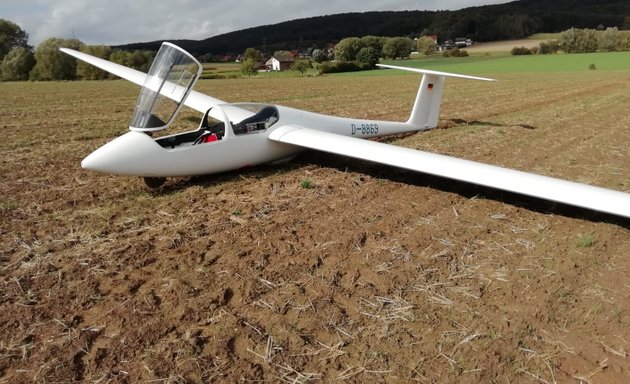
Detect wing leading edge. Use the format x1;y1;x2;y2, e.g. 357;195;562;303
376;63;496;82
269;125;630;219
60;48;224;113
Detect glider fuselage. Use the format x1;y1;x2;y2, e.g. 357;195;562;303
81;104;421;177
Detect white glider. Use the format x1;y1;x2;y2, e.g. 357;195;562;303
61;42;630;218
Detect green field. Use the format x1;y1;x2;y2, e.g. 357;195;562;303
202;50;630;80
339;51;630;76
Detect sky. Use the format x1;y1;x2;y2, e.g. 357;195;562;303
2;0;510;46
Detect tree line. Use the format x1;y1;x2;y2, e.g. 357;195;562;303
558;27;630;53
0;17;428;81
239;36;426;76
511;27;630;55
4;15;630;82
0;19;154;82
322;36;417;73
120;0;629;56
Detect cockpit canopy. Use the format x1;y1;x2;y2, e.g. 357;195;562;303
129;42;202;131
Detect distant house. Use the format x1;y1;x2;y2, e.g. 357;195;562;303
454;37;474;48
454;38;468;48
256;60;268;71
265;56;295;71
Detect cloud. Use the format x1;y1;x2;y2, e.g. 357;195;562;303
2;0;509;46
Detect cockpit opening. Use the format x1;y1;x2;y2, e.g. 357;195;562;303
155;108;225;148
154;104;280;149
232;105;279;135
195;108;226;143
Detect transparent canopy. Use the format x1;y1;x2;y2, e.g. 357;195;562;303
129;42;202;131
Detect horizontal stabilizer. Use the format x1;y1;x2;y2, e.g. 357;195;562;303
269;125;630;218
376;64;496;82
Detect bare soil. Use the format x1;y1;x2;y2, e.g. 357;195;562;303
1;70;629;383
466;39;545;54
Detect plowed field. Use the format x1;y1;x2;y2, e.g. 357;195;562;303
1;69;629;383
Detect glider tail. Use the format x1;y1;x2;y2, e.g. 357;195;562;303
409;73;445;129
376;64;495;130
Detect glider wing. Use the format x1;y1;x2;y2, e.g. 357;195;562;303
60;48;224;113
269;125;630;218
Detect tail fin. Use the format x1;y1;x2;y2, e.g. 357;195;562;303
376;64;495;129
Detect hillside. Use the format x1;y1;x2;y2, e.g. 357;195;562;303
118;0;629;56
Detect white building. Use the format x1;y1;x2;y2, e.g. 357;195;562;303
265;56;294;71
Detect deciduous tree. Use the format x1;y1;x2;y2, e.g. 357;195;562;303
243;48;262;62
582;29;599;53
382;37;414;59
31;38;83;80
109;50;153;73
356;47;379;69
0;19;30;60
333;37;361;62
311;48;326;63
0;47;34;81
359;36;385;56
241;58;257;76
292;58;312;74
273;50;292;58
538;40;560;54
416;37;437;56
559;28;582;53
599;27;621;52
129;50;153;72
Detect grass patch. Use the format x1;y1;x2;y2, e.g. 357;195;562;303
300;179;313;189
0;200;18;210
577;233;595;248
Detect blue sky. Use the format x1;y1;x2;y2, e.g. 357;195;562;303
1;0;510;46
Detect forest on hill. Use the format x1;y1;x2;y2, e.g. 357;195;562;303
118;0;630;56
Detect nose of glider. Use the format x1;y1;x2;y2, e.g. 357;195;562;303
81;131;157;175
81;151;103;171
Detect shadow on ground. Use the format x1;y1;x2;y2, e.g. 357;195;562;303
155;146;628;229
